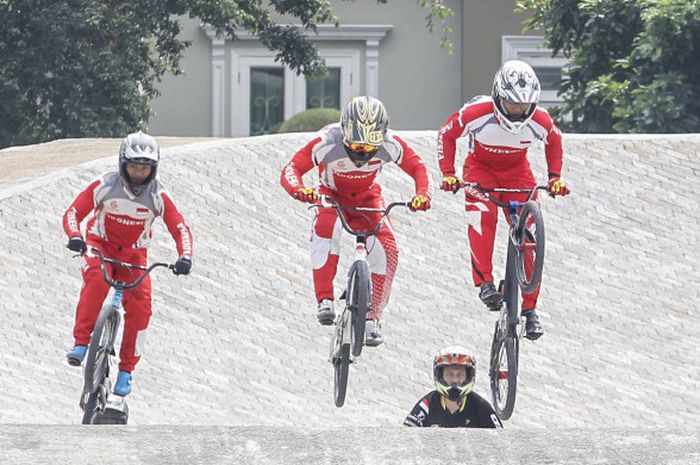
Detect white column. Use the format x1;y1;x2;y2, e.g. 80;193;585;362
211;37;226;136
365;39;380;97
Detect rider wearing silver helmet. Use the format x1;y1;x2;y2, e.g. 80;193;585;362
118;131;160;196
63;130;193;399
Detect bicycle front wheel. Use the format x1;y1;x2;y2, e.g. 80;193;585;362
333;343;351;407
513;201;545;294
81;304;120;424
80;391;100;425
489;322;519;420
347;261;371;357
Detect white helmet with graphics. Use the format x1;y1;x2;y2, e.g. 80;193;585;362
492;60;541;133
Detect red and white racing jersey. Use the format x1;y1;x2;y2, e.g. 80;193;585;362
281;123;433;198
63;172;193;256
437;95;563;178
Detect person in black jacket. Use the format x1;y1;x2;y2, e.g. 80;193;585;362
404;346;502;428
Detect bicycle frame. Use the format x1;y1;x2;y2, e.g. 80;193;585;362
313;195;408;355
308;194;408;407
461;182;547;420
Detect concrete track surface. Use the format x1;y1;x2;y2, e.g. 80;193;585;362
1;132;699;463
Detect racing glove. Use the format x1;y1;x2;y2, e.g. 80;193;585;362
440;175;461;193
294;187;319;203
173;257;192;276
410;194;431;212
547;177;570;197
67;236;87;254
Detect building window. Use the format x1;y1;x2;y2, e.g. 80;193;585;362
501;36;569;107
205;24;391;136
250;67;285;135
230;48;360;136
306;68;341;109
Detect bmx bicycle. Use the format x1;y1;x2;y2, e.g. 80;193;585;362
309;195;408;407
462;182;547;420
78;247;175;424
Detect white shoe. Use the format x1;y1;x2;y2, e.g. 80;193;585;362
317;299;335;325
365;319;383;347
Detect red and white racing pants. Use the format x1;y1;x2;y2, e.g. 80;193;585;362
463;158;541;310
310;185;399;320
72;238;152;373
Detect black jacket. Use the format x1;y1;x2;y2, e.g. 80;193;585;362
403;390;503;428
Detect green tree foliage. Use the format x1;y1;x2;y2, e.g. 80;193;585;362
0;0;452;149
277;108;341;133
0;0;337;148
518;0;700;133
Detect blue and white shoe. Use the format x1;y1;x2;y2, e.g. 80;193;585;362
66;345;88;367
113;371;132;397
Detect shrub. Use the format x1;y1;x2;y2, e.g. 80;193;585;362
278;108;341;133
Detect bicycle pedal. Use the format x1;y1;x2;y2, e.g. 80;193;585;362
488;302;503;312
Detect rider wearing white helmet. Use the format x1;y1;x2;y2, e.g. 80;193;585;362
404;346;502;428
436;60;571;341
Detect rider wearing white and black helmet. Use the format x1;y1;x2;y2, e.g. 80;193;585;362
404;346;502;428
436;60;571;341
492;60;541;133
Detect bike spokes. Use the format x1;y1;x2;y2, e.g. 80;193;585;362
490;334;518;420
514;202;545;294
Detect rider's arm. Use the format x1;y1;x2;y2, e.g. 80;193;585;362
437;98;493;178
280;136;321;196
394;136;433;199
62;178;101;238
532;109;564;179
402;396;431;427
160;191;194;258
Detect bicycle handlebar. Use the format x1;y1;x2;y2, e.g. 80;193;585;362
308;195;409;238
461;182;548;208
87;247;175;290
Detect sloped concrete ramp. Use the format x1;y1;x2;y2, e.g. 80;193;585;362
1;132;700;460
1;426;699;465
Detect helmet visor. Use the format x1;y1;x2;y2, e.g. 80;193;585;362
127;156;158;166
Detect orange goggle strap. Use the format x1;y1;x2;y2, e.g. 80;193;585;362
347;142;379;153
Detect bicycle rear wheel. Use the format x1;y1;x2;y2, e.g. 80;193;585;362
333;343;351;407
81;304;120;424
489;321;519;420
347;261;371;357
513;201;545;294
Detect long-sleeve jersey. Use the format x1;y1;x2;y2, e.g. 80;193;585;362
62;172;193;257
403;390;503;428
281;123;433;198
437;95;563;178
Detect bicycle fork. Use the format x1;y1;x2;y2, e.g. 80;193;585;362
502;241;526;340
